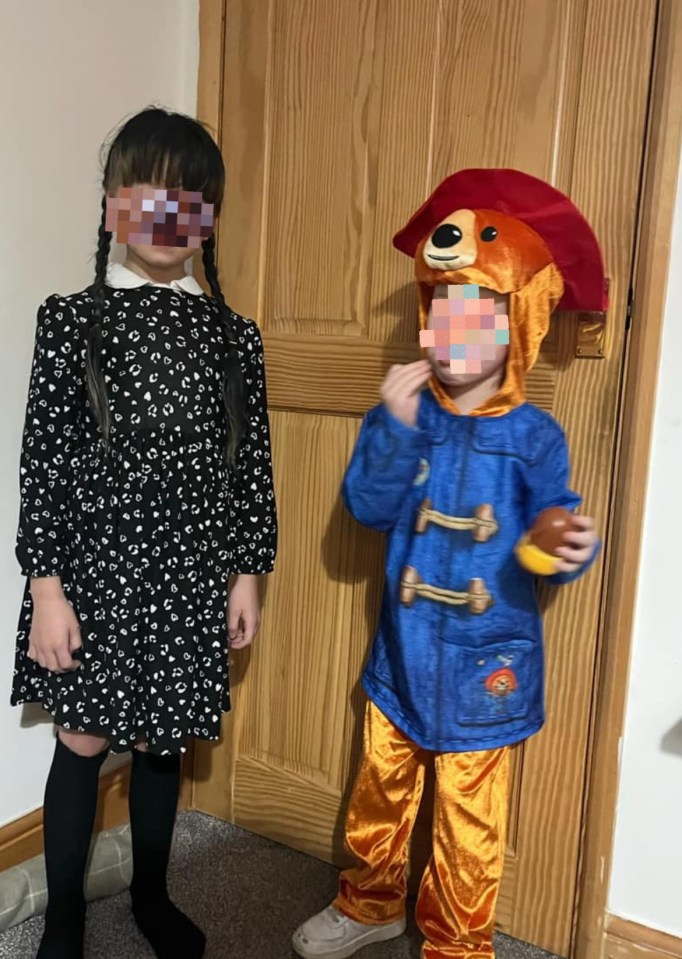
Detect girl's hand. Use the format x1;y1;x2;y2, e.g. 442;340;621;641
227;574;261;649
380;361;432;428
554;515;599;573
28;578;82;673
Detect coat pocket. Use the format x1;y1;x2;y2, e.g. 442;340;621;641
453;638;541;727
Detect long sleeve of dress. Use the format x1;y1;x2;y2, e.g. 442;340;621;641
227;317;277;574
342;404;429;532
16;296;85;579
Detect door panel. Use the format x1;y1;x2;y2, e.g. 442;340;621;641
194;0;656;952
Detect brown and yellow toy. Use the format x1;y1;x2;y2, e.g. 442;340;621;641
514;506;577;576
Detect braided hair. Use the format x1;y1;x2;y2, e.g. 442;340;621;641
201;234;248;464
86;196;113;440
85;107;247;467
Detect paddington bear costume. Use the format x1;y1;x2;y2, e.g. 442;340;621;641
334;169;606;958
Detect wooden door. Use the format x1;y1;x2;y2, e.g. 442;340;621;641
194;0;657;953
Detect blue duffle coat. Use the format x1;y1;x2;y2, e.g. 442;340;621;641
343;389;596;752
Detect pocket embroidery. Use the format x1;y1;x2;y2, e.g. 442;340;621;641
484;666;518;697
455;641;539;727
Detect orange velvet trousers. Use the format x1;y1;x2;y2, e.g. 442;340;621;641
334;702;511;959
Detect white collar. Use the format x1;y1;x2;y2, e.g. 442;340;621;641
106;262;205;296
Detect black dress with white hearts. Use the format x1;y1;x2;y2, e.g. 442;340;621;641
12;286;277;754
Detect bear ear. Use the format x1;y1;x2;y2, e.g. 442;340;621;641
393;168;607;313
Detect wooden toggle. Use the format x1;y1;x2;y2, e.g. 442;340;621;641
414;499;498;543
399;566;493;614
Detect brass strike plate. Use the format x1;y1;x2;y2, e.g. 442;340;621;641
576;278;610;359
576;314;606;358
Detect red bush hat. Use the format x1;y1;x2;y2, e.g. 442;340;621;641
393;168;608;312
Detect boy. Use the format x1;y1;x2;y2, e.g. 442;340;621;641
293;169;603;959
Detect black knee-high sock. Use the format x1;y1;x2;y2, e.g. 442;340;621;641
37;737;108;959
129;750;205;959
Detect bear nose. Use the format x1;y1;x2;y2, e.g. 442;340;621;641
431;224;463;248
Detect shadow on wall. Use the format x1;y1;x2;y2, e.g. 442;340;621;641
321;495;384;864
661;718;682;756
19;703;52;731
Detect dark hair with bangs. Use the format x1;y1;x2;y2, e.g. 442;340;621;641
87;106;247;466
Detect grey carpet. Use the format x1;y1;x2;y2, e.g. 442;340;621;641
0;811;560;959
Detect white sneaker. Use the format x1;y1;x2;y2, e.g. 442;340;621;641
292;905;406;959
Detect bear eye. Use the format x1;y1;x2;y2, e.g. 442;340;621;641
481;226;498;242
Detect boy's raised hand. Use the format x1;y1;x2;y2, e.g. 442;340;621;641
380;360;432;428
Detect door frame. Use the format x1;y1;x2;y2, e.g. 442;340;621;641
574;0;682;956
194;2;682;956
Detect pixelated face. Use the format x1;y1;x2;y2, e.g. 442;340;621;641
419;283;509;386
106;186;215;249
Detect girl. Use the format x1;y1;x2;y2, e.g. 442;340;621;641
12;107;277;959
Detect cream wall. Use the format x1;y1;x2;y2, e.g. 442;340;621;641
0;0;199;827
